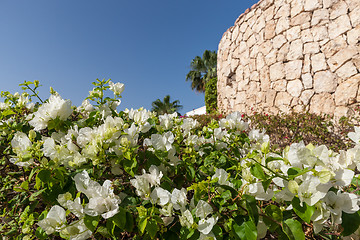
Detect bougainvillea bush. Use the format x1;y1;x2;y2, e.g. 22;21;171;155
1;79;360;240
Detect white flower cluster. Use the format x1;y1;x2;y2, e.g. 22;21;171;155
29;94;72;131
242;137;360;233
130;165;228;239
38;170;120;240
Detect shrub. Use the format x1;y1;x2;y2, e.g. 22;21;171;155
1;80;360;240
205;77;218;114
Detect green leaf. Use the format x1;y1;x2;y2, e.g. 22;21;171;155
84;215;100;232
112;208;127;230
233;220;257;240
29;188;47;201
282;219;305;240
35;227;48;239
292;197;314;223
243;195;259;224
125;211;134;232
250;163;266;180
36;170;51;183
2;109;16;117
342;211;360;236
138;217;148;235
264;205;283;231
146;218;158;239
262;178;272;192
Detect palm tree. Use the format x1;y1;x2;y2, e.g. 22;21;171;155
186;50;217;93
151;95;183;115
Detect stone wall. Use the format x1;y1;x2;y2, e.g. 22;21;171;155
217;0;360;117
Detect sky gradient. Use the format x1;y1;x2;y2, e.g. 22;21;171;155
0;0;258;114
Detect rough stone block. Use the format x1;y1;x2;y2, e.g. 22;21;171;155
264;89;277;106
287;39;303;60
275;4;290;19
275;91;293;106
302;73;313;89
286;26;301;41
311;53;328;72
300;89;315;105
301;28;314;43
304;0;322;11
304;42;320;54
329;1;349;20
328;46;359;72
272;79;287;91
311;9;329;26
265;20;276;40
334;75;360;105
321;36;348;58
269;62;285;81
276;17;290;34
277;43;289;62
335;61;358;80
314;71;337;93
311;25;329;42
272;34;287;49
323;0;337;9
265;49;277;65
290;12;311;26
350;6;360;27
302;54;311;73
291;0;304;18
347;26;360;45
285;60;303;79
328;14;352;39
310;93;336;115
287;79;304;97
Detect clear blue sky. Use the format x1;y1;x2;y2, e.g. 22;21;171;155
0;0;258;114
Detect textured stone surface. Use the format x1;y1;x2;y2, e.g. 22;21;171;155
314;71;337;93
217;0;360;117
334;76;360;105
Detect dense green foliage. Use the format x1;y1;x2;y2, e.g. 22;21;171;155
204;77;218;114
1;80;360;240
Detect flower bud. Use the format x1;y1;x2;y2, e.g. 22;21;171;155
288;180;299;194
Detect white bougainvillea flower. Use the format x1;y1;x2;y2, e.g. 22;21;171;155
348;126;360;144
9;131;33;167
179;209;194;228
332;168;354;187
29;94;72;131
130;174;151;199
62;219;92;240
198;216;218;235
212;168;234;187
297;176;331;206
150;187;171;206
171;188;187;211
38;205;66;235
195;200;213;219
144;132;174;152
145;165;163;187
324;191;359;224
131;165;163;199
74;171;120;219
247;182;274;201
159;112;178;130
58;193;84;218
108;81;125;95
219;111;248;131
85;194;120;219
181;118;199;135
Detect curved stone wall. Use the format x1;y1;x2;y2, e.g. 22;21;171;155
217;0;360;117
